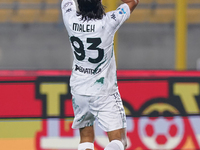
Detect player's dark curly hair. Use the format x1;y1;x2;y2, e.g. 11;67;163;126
77;0;105;21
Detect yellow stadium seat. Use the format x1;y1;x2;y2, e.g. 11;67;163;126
0;0;15;4
127;9;151;23
188;0;200;4
149;8;175;23
44;0;60;4
37;9;60;23
139;0;154;4
155;0;175;5
187;9;200;24
11;9;40;23
18;0;43;4
0;9;13;23
1;0;199;24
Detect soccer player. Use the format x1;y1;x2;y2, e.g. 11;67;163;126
61;0;139;149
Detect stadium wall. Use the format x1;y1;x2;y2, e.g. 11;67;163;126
0;70;200;150
0;24;200;70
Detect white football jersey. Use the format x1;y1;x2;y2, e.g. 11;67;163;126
61;0;130;96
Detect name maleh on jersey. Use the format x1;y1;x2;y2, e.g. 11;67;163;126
75;65;101;74
73;23;95;32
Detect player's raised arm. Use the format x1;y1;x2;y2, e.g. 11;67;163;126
121;0;139;13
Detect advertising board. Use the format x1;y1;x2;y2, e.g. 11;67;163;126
0;70;200;150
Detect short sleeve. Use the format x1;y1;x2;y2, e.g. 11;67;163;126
61;0;76;16
106;3;130;33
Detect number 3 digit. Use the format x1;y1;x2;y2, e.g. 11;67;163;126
87;38;104;64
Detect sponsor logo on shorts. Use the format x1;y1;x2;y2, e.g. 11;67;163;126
75;65;101;75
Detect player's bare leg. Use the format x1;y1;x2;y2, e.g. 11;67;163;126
78;126;95;150
105;128;127;150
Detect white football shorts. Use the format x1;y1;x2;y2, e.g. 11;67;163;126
71;91;127;132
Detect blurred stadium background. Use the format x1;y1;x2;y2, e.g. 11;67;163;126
1;0;200;150
0;0;199;70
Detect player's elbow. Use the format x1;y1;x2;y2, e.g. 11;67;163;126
127;0;139;12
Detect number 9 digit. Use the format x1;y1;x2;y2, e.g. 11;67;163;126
70;36;85;61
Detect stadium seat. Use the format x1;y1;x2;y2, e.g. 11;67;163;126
0;9;13;23
155;0;175;5
0;0;15;4
188;0;200;4
44;0;60;4
187;9;200;24
37;8;60;23
127;9;151;23
139;0;154;4
17;0;43;4
11;9;40;23
149;8;174;23
1;0;200;24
